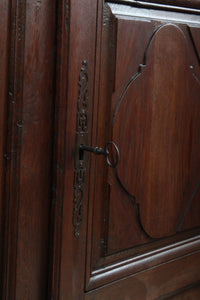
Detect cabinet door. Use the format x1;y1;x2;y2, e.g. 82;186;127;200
85;3;200;298
53;1;200;299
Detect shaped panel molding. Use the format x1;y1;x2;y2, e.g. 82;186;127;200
113;24;200;238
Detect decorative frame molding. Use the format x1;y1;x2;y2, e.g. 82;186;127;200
2;0;26;298
49;1;71;299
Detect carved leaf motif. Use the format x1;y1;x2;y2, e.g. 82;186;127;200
73;60;88;238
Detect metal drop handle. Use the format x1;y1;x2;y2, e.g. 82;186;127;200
79;141;120;168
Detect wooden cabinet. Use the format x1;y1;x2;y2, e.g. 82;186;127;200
0;0;200;299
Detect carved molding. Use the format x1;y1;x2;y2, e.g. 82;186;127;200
3;0;27;298
50;1;71;299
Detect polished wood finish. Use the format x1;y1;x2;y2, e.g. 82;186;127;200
112;21;200;238
109;0;200;12
49;1;70;298
0;0;200;299
133;0;200;9
0;0;10;293
51;1;98;299
2;0;56;299
85;252;200;299
53;0;200;298
88;2;200;264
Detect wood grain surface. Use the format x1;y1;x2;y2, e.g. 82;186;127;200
2;0;56;299
1;0;200;299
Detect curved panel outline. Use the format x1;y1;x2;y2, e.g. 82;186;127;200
177;176;200;231
112;23;163;125
174;27;200;231
112;23;188;124
111;23;200;236
112;24;173;200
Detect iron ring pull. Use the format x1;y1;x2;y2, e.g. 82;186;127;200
79;141;120;168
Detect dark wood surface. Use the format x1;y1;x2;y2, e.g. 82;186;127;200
112;21;200;238
85;252;200;299
1;0;200;299
51;0;99;299
88;0;200;263
49;0;70;298
0;0;10;294
81;1;200;298
1;0;56;299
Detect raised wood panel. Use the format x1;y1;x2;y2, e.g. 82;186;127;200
114;23;200;238
90;4;200;259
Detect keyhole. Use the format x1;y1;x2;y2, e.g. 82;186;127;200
79;144;84;160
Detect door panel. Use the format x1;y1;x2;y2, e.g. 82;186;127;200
113;22;200;238
52;1;200;299
3;0;200;299
85;2;200;295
